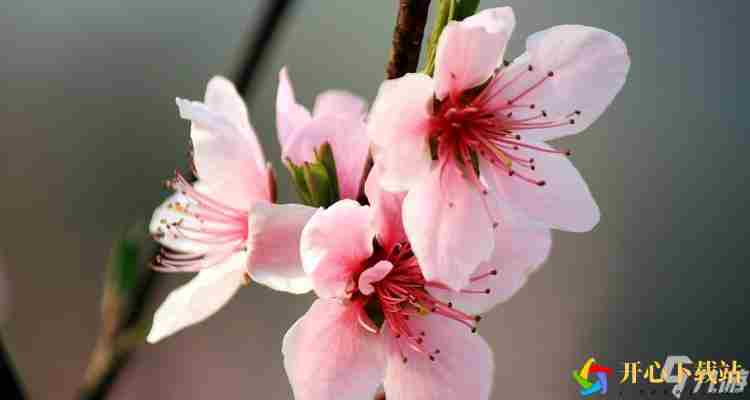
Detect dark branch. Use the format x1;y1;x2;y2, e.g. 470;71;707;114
77;1;297;398
232;0;296;97
0;335;25;400
386;0;432;79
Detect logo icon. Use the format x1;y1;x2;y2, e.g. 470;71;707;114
573;357;613;397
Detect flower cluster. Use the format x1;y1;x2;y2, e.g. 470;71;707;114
147;6;629;400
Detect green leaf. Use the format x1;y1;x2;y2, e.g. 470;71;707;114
285;142;342;208
455;0;481;21
421;0;482;76
108;237;139;296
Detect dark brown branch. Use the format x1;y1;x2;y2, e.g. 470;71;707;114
77;1;297;398
386;0;432;79
232;0;296;97
359;0;432;203
0;335;25;399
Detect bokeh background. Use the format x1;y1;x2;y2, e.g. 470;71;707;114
1;0;748;398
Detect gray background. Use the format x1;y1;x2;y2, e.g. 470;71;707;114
1;0;748;398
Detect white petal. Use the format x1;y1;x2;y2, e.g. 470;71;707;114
402;164;494;290
491;25;629;141
367;73;434;191
177;77;271;208
434;7;515;100
276;67;312;150
300;200;375;299
383;314;494;400
247;202;316;294
146;253;245;343
282;299;385;400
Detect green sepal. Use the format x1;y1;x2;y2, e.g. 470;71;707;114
455;0;481;21
285;142;341;208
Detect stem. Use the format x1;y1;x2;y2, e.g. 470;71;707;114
386;0;432;79
422;0;455;76
77;1;297;398
0;335;25;399
232;0;296;97
360;0;432;203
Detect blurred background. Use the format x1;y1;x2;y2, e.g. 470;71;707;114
1;0;748;398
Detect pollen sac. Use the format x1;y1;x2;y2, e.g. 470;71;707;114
285;142;341;208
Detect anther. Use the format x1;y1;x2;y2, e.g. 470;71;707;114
528;65;534;71
530;104;536;109
503;60;510;66
403;357;408;363
482;189;488;195
508;170;515;176
547;71;554;77
429;355;436;361
471;327;478;333
434;349;441;354
537;180;547;187
506;112;513;118
569;119;575;124
484;288;491;294
447;302;453;308
492;222;499;229
565;149;572;156
574;110;582;115
448;202;455;208
490;269;498;275
474;315;482;322
542;110;548;117
416;337;424;344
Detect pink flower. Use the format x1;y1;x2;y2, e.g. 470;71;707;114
276;67;370;200
282;171;551;400
148;77;316;343
367;7;630;290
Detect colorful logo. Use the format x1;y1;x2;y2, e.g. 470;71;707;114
572;357;614;397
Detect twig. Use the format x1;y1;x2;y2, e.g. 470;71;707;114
359;0;432;203
232;0;295;97
0;335;25;399
386;0;432;79
77;1;297;398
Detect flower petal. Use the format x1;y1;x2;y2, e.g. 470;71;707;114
247;202;316;294
176;77;271;209
276;67;312;150
383;314;494;400
313;90;367;119
282;299;385;400
367;73;434;191
434;7;516;100
358;260;394;296
149;189;209;254
488;143;600;232
427;201;552;315
365;167;407;249
403;164;494;291
300;200;375;299
492;25;629;141
283;114;369;200
146;253;245;343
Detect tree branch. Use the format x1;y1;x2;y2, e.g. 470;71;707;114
386;0;432;79
0;335;25;399
77;1;297;398
359;0;432;203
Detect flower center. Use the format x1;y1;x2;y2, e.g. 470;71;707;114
429;63;579;187
355;240;498;363
151;172;249;272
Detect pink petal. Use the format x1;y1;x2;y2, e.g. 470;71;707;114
176;77;271;209
358;260;394;296
247;202;316;294
313;89;367;119
402;164;495;291
276;67;312;150
365;167;407;249
282;299;385;400
427;202;552;315
491;25;629;141
300;200;375;299
486;144;600;232
367;73;434;191
146;253;245;343
383;314;494;400
434;7;515;100
283;114;369;200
